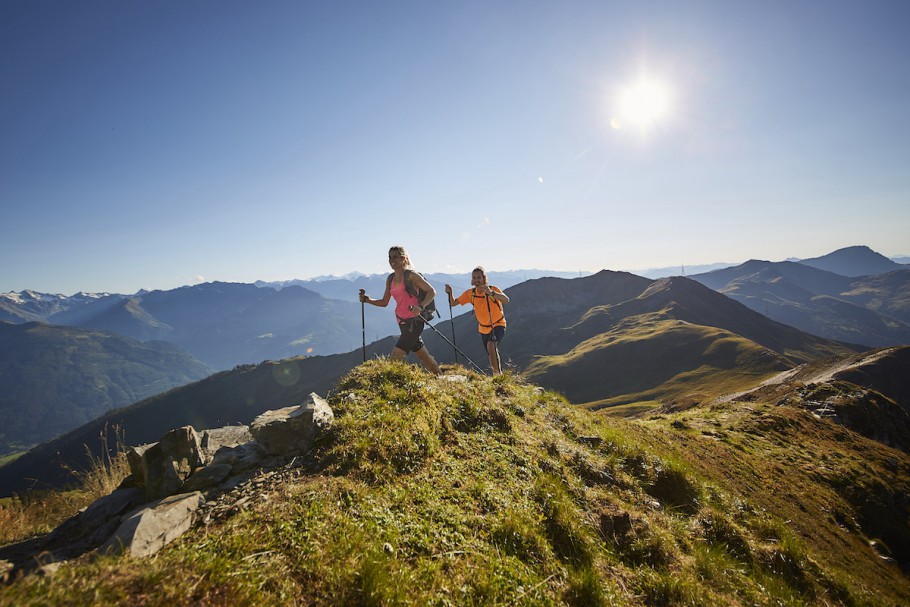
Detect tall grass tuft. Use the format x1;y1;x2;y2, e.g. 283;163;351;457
0;424;130;546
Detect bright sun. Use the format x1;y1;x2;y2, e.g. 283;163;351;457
611;77;672;131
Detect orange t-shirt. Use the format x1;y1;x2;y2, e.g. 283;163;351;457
455;287;506;334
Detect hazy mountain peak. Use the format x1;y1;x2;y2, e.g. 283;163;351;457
799;245;901;277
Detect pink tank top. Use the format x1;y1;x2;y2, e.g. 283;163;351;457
390;274;419;321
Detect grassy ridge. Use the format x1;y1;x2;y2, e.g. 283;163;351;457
526;317;790;408
2;360;908;605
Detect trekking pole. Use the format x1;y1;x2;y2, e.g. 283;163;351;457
421;312;485;374
484;287;503;373
359;289;366;362
447;295;459;365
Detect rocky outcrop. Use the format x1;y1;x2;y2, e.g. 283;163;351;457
99;492;205;558
128;426;206;501
250;393;334;455
0;393;334;579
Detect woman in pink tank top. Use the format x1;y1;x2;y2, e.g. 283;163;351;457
359;245;440;374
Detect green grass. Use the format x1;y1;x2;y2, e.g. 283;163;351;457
2;359;908;605
525;318;789;408
0;451;25;467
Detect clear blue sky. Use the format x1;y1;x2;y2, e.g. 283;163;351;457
2;0;908;295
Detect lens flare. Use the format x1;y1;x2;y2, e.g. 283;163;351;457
272;360;301;386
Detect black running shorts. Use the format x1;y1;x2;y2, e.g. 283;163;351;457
395;317;426;353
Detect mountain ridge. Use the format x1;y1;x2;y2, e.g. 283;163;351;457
0;270;864;496
0;321;212;458
692;259;910;347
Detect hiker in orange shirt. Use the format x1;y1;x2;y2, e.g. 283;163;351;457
445;266;510;375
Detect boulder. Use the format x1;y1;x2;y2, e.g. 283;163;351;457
210;441;267;475
250;393;334;456
180;463;234;492
200;425;254;460
126;443;152;478
99;491;204;558
128;426;205;501
43;487;145;550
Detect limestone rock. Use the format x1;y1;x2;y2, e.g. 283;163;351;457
250;393;334;456
99;491;204;558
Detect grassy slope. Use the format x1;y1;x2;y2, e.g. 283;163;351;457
525;315;792;409
517;277;862;412
2;360;908;606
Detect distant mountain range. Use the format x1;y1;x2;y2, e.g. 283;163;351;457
1;246;906;492
255;269;586;302
1;283;384;370
0;270;865;496
691;246;910;347
0;271;584;371
628;245;907;279
0;322;212;459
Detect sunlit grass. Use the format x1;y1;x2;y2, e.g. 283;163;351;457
1;360;906;605
0;425;130;546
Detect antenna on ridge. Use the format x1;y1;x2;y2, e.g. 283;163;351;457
681;263;686;277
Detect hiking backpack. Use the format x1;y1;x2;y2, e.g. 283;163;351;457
387;269;437;322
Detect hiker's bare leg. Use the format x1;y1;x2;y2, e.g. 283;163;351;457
391;347;408;361
415;347;440;375
487;340;501;375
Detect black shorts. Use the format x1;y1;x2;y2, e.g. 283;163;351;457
482;326;506;349
395;317;426;353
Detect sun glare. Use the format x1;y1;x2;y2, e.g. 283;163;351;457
611;77;673;132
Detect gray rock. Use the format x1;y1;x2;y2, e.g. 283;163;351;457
210;440;267;475
250;393;334;456
200;425;253;460
180;463;233;492
132;426;205;501
126;443;152;478
44;487;145;548
99;491;204;558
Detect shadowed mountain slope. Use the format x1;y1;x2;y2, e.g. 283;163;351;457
467;273;863;408
0;322;212;459
692;260;910;347
0;334;396;497
725;346;910;452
